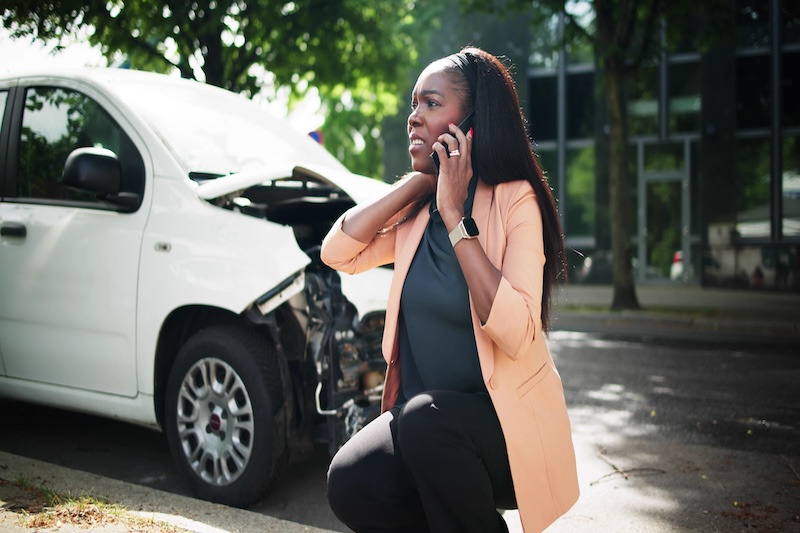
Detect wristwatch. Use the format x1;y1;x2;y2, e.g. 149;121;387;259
448;217;480;248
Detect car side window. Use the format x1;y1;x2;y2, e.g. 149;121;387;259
1;90;7;194
0;90;7;126
17;86;144;206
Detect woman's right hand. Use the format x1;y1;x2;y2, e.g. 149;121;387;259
404;171;437;199
340;171;436;243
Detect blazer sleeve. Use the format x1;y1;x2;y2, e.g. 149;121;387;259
320;212;397;274
480;181;546;359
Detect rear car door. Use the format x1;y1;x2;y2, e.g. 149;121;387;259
0;78;147;397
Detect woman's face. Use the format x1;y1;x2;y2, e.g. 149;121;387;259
407;65;468;174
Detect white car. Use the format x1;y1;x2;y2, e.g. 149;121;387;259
0;68;391;507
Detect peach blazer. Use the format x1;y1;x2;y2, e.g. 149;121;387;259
321;178;579;532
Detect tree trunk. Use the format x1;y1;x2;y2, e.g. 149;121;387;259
201;31;224;88
603;55;640;310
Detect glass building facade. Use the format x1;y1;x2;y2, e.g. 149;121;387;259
528;0;799;290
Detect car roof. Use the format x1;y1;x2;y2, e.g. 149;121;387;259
1;66;184;84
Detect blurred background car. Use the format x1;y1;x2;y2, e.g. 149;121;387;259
574;250;665;284
671;249;739;286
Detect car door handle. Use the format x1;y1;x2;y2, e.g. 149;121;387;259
0;222;27;238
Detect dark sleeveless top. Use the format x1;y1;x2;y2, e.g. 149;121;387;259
397;176;486;404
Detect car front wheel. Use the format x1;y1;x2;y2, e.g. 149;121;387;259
164;324;285;507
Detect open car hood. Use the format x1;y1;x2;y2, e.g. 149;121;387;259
196;163;390;205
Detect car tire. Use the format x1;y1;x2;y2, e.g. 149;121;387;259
164;323;286;507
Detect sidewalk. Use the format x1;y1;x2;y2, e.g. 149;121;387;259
552;283;800;345
1;283;798;533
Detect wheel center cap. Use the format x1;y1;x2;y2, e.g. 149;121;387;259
209;413;222;432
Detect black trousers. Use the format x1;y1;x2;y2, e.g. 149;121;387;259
326;390;516;533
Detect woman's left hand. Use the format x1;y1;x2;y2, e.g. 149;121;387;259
431;123;499;324
432;123;473;228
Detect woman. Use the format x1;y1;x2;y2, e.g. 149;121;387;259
321;47;579;533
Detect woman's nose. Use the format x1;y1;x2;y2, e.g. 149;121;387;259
408;109;421;127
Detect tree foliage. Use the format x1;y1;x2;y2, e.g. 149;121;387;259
2;0;438;177
462;0;734;309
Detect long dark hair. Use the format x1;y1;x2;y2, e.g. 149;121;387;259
445;46;566;331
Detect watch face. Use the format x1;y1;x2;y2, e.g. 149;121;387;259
463;217;479;237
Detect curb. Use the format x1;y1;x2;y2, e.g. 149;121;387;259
0;451;336;533
551;311;800;345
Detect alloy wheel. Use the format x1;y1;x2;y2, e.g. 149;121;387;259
175;357;254;486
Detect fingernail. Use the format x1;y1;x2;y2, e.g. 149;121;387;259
449;122;455;127
468;127;474;137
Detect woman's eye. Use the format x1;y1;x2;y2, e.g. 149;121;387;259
410;99;439;110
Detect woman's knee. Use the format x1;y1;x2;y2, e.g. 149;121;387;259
327;444;425;530
327;453;364;522
327;411;403;523
396;393;445;460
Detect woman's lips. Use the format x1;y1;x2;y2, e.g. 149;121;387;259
409;138;426;154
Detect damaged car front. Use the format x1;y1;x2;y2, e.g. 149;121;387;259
196;162;393;456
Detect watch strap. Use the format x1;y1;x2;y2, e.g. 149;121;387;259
448;218;478;248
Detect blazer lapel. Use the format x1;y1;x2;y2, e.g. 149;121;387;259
394;206;430;281
381;205;431;364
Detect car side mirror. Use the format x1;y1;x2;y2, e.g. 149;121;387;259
63;147;121;193
63;147;141;212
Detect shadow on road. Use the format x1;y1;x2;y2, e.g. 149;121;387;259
549;331;800;532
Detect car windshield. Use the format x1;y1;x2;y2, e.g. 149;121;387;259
110;76;345;177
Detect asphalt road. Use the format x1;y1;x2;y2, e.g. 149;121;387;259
1;331;798;532
551;332;800;458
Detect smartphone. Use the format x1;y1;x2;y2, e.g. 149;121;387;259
430;112;474;175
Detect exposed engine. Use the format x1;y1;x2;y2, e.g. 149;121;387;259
302;249;386;453
209;173;388;454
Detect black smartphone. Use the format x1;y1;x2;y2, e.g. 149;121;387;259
430;112;474;175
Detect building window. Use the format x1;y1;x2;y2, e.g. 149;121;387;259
669;61;702;134
784;134;800;238
565;146;595;237
644;141;686;172
734;137;770;239
536;148;558;201
784;52;800;128
737;0;770;49
628;66;659;136
529;75;557;141
783;1;800;44
736;54;770;130
647;180;683;277
566;71;594;139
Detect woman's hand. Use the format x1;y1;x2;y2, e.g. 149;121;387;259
432;123;474;229
414;170;438;199
431;124;500;325
339;171;435;243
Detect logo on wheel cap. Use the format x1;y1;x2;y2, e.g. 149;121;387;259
210;413;222;432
